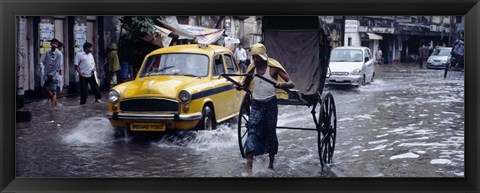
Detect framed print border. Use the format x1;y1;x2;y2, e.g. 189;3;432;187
1;0;479;192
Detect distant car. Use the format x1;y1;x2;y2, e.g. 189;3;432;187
106;44;245;135
427;47;452;69
326;46;375;86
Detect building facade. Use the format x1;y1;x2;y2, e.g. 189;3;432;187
16;16;257;106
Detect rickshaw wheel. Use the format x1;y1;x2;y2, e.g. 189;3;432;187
237;95;251;159
317;92;337;168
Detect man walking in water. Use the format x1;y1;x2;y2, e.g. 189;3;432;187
236;43;295;176
42;38;63;107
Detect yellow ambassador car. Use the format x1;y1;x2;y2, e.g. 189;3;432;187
106;44;244;135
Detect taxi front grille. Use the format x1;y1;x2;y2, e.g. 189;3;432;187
120;98;179;112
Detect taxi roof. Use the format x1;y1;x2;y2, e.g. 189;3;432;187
147;44;231;56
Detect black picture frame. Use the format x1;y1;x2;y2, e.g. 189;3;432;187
1;0;478;192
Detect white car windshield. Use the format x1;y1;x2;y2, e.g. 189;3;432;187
330;49;364;62
432;48;452;56
140;53;209;77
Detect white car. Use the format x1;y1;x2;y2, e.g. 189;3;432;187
427;47;452;69
326;47;375;86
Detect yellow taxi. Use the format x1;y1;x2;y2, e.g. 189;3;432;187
106;44;244;135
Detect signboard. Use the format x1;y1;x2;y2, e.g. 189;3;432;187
345;20;358;33
39;22;54;55
367;27;395;34
73;17;87;53
74;24;87;53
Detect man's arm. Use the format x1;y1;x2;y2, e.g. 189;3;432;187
236;72;253;91
275;68;295;89
73;53;83;76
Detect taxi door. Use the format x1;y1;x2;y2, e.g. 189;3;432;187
211;54;231;120
222;53;243;117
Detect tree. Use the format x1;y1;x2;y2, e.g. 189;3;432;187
118;16;159;78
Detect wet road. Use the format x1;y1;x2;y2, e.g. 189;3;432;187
16;63;464;177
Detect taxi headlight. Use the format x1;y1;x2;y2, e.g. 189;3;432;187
178;90;191;104
351;69;361;75
108;89;120;103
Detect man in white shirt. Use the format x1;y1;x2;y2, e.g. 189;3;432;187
234;44;248;72
375;49;383;64
74;42;102;105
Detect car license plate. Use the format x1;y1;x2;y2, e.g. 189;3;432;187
131;122;166;131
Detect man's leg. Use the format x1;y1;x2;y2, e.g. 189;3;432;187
79;76;88;104
268;153;275;170
88;76;102;100
247;152;254;176
52;92;58;107
45;85;53;105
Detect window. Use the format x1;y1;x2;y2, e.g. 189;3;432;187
224;54;238;74
213;55;225;76
330;49;364;62
140;53;209;77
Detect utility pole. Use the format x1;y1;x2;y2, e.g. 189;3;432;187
17;16;26;108
449;16;454;46
341;16;346;46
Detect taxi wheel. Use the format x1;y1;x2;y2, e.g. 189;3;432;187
200;106;216;131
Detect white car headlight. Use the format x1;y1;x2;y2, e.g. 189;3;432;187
427;59;433;63
351;69;361;75
108;89;120;103
178;90;191;104
441;59;447;63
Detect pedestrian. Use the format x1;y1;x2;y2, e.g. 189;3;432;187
105;43;121;89
375;48;383;64
236;43;295;176
452;40;464;68
42;38;63;107
418;44;429;68
57;41;64;93
74;42;102;105
234;43;248;73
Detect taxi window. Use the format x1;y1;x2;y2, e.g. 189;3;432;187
140;53;209;77
224;54;238;74
213;54;225;76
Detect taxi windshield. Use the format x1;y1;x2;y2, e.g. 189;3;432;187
432;48;452;56
330;49;364;62
140;53;209;77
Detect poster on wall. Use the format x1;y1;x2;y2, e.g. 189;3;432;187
39;22;54;55
74;24;87;53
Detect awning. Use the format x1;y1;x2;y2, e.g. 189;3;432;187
366;33;383;40
156;18;225;45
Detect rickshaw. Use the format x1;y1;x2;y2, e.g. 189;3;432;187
222;16;336;168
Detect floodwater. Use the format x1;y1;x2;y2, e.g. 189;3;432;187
16;64;464;177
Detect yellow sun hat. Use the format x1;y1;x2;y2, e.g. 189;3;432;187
250;43;268;61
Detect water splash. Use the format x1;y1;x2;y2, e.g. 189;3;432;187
62;117;115;144
152;124;237;151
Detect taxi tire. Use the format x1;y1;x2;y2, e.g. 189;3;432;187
199;106;216;131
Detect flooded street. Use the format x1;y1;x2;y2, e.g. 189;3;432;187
16;63;464;177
